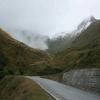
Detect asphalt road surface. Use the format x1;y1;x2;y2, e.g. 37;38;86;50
27;76;100;100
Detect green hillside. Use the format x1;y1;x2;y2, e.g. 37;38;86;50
0;76;52;100
53;20;100;71
72;20;100;49
0;29;61;79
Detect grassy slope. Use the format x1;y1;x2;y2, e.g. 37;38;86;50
53;20;100;71
72;21;100;48
0;29;62;79
0;76;53;100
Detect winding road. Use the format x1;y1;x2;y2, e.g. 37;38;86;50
27;76;100;100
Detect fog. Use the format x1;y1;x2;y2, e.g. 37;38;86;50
0;0;100;49
9;30;48;50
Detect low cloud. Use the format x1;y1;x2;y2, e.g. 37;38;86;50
0;0;99;37
9;29;48;50
0;0;100;49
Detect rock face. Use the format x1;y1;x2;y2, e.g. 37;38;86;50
63;68;100;94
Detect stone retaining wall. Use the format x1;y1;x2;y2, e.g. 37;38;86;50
63;68;100;94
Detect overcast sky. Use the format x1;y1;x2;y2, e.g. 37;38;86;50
0;0;100;37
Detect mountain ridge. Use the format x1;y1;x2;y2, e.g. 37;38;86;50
49;18;100;71
47;16;99;53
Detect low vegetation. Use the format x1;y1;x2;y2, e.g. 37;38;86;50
0;76;53;100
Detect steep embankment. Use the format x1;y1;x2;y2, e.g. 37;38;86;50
0;76;53;100
0;29;61;79
72;20;100;48
53;20;100;70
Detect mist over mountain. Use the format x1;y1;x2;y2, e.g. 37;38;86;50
52;18;100;71
72;16;97;35
7;29;48;50
0;0;100;37
3;16;97;51
47;16;97;53
0;0;100;51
